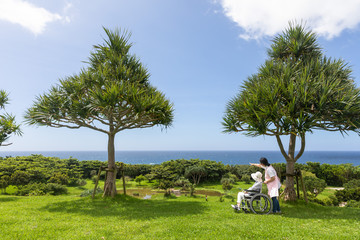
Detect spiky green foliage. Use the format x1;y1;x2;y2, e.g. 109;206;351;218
0;90;21;147
222;23;360;200
25;28;173;133
24;27;174;196
223;24;360;138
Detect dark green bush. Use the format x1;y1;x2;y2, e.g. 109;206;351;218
48;173;69;185
221;178;234;191
303;176;327;197
175;177;191;191
134;175;146;185
329;195;340;206
10;170;31;186
45;183;68;195
344;179;360;190
158;180;174;196
0;175;10;193
346;200;360;208
335;187;360;202
16;183;47;196
80;187;103;197
241;175;251;184
77;179;87;186
123;164;153;178
222;172;237;182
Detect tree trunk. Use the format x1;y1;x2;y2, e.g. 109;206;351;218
103;133;117;197
283;133;297;201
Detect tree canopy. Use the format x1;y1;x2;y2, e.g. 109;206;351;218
0;90;21;147
222;23;360;200
25;28;174;196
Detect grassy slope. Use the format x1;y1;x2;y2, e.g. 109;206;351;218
0;182;359;240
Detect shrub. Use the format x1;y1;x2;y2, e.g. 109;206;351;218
134;175;146;185
145;173;155;183
45;183;68;195
241;175;251;184
48;173;69;185
16;183;47;196
77;179;87;186
221;178;233;191
175;177;191;191
335;187;360;202
10;170;31;186
303;176;327;197
346;200;360;208
329;195;340;206
344;179;360;190
0;175;10;193
310;197;326;206
158;180;174;196
222;172;238;182
91;175;98;184
80;187;103;197
322;197;335;206
189;183;196;196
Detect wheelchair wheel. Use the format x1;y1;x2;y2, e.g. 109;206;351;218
249;193;272;215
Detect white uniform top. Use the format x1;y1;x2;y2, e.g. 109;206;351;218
261;165;281;198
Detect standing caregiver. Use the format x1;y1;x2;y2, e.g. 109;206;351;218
251;157;282;213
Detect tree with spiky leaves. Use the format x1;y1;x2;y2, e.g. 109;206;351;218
0;90;21;147
25;28;174;197
222;23;360;201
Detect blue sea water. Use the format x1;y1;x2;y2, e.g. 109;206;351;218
0;151;359;166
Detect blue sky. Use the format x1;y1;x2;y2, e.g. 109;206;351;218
1;0;360;151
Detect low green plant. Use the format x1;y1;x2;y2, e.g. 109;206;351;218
241;175;251;184
158;180;174;196
221;178;234;191
45;183;68;195
335;187;360;202
134;175;146;185
346;200;360;208
80;187;103;197
16;183;47;196
344;179;360;189
48;173;69;185
304;176;327;197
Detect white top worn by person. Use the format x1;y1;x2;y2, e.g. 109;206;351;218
231;171;262;210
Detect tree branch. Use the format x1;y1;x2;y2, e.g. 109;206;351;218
0;142;12;146
295;133;306;161
276;135;291;161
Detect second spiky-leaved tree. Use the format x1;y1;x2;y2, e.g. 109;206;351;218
223;23;360;201
25;28;174;197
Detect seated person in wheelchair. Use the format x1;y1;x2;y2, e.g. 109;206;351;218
231;171;262;210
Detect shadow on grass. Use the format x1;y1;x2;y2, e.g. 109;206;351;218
40;194;208;220
281;201;360;221
0;196;19;202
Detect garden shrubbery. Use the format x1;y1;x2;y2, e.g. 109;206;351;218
1;155;360;203
16;182;68;196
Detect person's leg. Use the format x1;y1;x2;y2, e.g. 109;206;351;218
237;192;245;207
272;197;280;212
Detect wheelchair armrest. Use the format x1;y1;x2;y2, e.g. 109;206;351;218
244;189;260;193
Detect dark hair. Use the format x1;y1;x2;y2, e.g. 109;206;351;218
259;157;270;166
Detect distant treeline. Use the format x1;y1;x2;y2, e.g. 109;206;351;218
0;155;359;188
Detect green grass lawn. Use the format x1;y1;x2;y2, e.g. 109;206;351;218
0;182;359;240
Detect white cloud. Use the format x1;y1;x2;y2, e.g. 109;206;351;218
0;0;66;35
217;0;360;40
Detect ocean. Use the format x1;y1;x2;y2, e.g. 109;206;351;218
0;151;359;166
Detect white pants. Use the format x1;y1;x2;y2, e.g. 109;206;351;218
237;192;250;204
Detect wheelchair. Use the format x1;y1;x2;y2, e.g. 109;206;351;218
235;189;273;215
